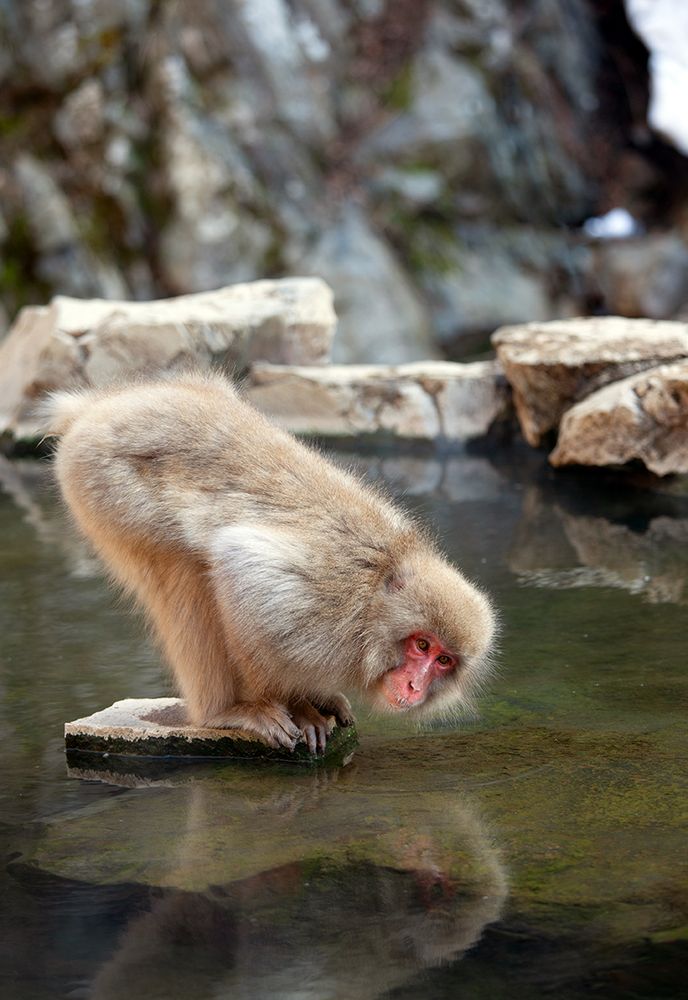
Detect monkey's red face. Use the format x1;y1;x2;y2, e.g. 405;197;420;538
379;633;457;710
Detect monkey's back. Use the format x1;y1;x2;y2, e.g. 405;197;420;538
53;372;414;563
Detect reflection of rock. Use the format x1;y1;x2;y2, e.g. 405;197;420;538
493;317;688;446
0;456;59;546
0;278;335;443
17;763;505;999
550;361;688;476
0;455;98;577
90;850;502;1000
246;360;509;440
347;452;507;503
509;486;579;574
510;486;688;604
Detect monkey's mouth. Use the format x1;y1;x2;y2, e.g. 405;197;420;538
391;695;414;711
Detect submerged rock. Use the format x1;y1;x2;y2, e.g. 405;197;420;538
493;316;688;446
245;360;509;440
0;277;335;444
550;360;688;476
65;698;357;766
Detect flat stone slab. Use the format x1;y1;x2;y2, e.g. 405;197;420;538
244;360;509;440
65;698;357;766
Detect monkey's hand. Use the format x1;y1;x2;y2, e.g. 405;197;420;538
203;701;302;751
316;693;355;729
288;699;337;755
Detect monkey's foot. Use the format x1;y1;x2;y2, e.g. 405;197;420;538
316;693;355;729
289;699;336;755
203;701;302;751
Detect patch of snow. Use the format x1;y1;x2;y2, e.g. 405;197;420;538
626;0;688;156
582;207;643;239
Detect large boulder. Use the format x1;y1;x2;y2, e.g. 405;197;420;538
0;278;335;443
245;360;508;440
493;317;688;446
550;360;688;476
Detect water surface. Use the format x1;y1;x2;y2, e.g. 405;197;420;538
1;445;686;999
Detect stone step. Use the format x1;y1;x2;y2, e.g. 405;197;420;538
65;697;357;767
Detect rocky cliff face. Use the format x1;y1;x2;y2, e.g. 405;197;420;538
1;0;687;360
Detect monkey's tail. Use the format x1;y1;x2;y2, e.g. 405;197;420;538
38;387;103;437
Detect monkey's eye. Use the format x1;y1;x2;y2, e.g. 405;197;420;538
436;654;453;668
416;637;430;652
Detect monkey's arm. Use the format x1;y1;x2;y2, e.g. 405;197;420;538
210;523;318;663
209;523;354;751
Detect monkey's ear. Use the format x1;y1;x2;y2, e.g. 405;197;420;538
385;572;406;593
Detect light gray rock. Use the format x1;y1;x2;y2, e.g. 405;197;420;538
14;153;130;300
227;0;337;147
626;0;688;156
590;233;688;320
295;204;437;364
493;316;688;446
371;168;445;208
421;241;553;349
358;48;498;175
245;360;508;440
550;360;688;476
156;58;273;293
0;278;336;442
14;153;77;253
54;79;105;148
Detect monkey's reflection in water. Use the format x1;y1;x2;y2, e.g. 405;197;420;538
85;770;507;1000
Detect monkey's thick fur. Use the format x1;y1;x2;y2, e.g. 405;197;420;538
45;373;495;749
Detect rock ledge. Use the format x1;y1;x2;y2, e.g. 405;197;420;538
245;360;509;440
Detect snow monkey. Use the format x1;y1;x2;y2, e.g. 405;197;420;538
44;373;496;753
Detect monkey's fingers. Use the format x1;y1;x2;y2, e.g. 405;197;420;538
300;719;333;754
265;708;303;751
206;702;301;751
289;699;336;754
318;693;355;728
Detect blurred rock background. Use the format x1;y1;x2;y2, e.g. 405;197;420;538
1;0;688;363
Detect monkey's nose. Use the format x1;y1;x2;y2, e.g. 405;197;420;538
406;680;425;703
